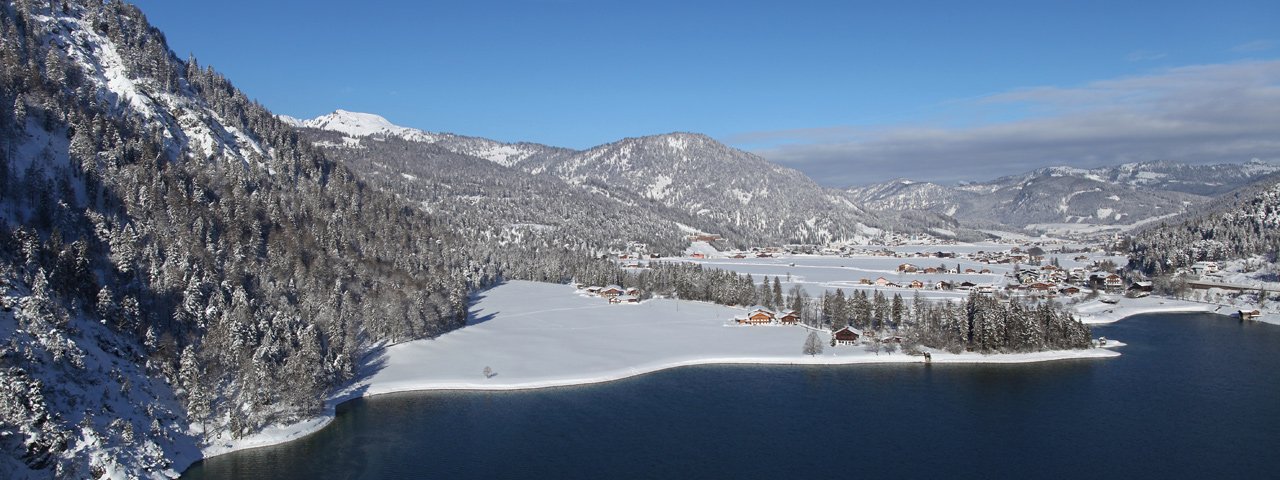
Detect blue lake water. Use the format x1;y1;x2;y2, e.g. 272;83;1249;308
183;313;1280;479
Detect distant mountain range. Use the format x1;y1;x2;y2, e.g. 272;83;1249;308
290;111;968;245
290;110;1280;236
847;161;1280;230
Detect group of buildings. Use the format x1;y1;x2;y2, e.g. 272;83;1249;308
578;285;643;304
732;307;801;325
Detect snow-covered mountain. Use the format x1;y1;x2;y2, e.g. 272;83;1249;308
849;161;1280;229
293;112;970;244
286;110;569;167
518;132;890;243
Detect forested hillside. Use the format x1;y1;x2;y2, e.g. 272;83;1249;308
0;1;472;475
1129;176;1280;274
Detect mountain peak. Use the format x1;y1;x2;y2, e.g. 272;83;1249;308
301;109;426;138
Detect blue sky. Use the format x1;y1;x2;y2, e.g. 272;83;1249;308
133;0;1279;185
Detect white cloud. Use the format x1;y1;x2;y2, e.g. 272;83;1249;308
740;60;1280;186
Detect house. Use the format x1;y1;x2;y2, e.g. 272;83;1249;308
1191;261;1220;276
743;307;775;325
1029;282;1055;292
898;263;919;273
859;278;873;285
979;268;992;274
779;310;800;325
625;287;641;296
1104;274;1124;291
833;326;860;345
600;285;625;297
609;295;640;304
909;280;925;289
964;268;977;274
924;267;939;274
1059;286;1082;296
691;253;706;259
958;281;978;290
1239;309;1262;320
934;281;954;290
875;277;891;287
585;286;602;294
1129;281;1153;292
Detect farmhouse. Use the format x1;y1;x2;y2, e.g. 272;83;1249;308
898;263;920;273
875;277;891;287
779;310;801;325
909;280;925;289
737;307;776;325
833;326;860;345
599;285;625;297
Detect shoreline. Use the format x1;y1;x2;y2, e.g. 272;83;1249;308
191;344;1123;467
187;288;1243;470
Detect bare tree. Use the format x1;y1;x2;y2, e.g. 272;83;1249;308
803;331;824;356
483;366;493;378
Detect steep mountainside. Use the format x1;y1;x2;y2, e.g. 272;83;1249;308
849;162;1280;229
0;2;472;476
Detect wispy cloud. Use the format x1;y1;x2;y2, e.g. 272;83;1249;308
739;60;1280;186
1232;39;1276;52
1126;50;1168;62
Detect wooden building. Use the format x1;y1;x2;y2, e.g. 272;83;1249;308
833;326;860;345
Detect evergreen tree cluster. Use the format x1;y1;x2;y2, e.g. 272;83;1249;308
817;289;1091;353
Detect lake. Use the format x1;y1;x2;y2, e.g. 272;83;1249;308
183;313;1280;479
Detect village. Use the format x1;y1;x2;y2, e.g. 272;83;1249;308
595;232;1273;326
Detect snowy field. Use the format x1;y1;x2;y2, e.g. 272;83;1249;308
671;247;1126;299
205;280;1121;458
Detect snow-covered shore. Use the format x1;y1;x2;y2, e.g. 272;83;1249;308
1071;295;1280;326
1072;296;1220;324
195;281;1125;463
